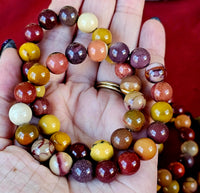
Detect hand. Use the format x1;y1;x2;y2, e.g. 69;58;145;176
0;0;165;192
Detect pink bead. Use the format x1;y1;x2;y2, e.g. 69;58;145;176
115;63;135;79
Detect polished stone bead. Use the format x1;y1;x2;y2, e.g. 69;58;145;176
179;153;194;168
38;9;58;30
111;128;133;150
151;102;173;123
147;121;169;143
115;63;134;79
145;62;166;83
163;180;180;193
49;152;73;176
46;52;68;74
71;159;93;182
65;42;87;64
168;161;185;179
22;61;34;80
27;63;50;86
181;140;199;157
50;131;71;152
120;75;142;94
182;177;198;193
95;160;118;183
158;143;164;154
35;85;45;97
24;23;43;43
151;82;173;102
15;124;39;145
59;6;78;26
31;138;55;162
31;98;50;116
9;103;32;125
158;169;172;187
174;114;191;129
14;82;37;104
180;127;195;140
118;151;140;175
123;110;145;131
38;114;60;135
108;42;129;63
92;28;112;45
130;47;150;69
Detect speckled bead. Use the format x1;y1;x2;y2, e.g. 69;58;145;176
92;28;112;44
163;180;180;193
158;169;172;187
90;140;114;162
35;85;45;97
168;161;185;179
71;159;93;182
181;140;199;157
174;114;191;129
49;152;73;176
31;98;50;116
182;177;198;193
31;138;55;162
115;63;135;79
145;62;166;83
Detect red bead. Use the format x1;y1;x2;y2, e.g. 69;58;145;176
14;82;36;103
24;23;43;43
69;143;90;160
31;98;50;116
95;160;118;183
118;152;140;175
46;52;69;74
168;161;185;179
115;63;135;79
180;127;195;140
22;61;34;80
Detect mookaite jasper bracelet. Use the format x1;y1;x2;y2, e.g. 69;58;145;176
5;5;199;192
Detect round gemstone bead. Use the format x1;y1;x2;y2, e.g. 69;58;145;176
31;98;50;116
158;143;164;154
174;114;191;129
90;140;114;162
69;143;90;160
24;23;43;43
180;127;195;140
9;103;32;125
95;160;118;183
124;91;146;110
133;138;157;160
120;75;142;94
49;152;73;176
179;153;194;168
71;159;93;182
35;85;45;97
22;61;34;80
158;169;172;187
115;63;135;79
19;42;40;61
145;62;166;83
38;9;58;30
118;152;140;175
15;124;39;145
92;28;112;44
163;180;180;193
151;82;173;102
50;131;71;152
151;102;173;123
77;12;98;33
87;40;108;62
182;177;198;193
111;128;133;150
130;47;150;69
31;138;55;162
46;52;69;74
147;121;169;143
181;140;199;157
59;6;78;26
27;63;50;86
168;161;185;179
108;42;129;63
14;82;37;104
123;110;145;131
38;114;60;135
65;42;87;64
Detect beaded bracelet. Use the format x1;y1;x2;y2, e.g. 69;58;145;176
8;5;174;184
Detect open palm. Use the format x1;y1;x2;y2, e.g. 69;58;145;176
0;0;165;192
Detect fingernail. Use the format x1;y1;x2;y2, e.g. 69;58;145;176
151;17;161;22
0;39;17;57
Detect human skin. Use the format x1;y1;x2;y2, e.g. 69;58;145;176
0;0;165;192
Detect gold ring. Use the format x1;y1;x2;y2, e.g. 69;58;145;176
95;81;122;94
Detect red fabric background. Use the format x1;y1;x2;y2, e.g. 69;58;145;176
0;0;199;117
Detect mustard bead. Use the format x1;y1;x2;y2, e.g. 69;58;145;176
163;180;180;193
35;85;45;97
19;42;40;61
90;140;114;162
92;28;112;44
39;114;60;135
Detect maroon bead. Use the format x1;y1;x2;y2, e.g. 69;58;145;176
118;151;140;175
69;143;90;160
108;42;129;63
22;61;34;80
130;47;150;69
115;63;135;79
38;9;58;30
31;98;50;116
71;159;93;182
168;161;185;179
59;6;78;26
179;153;194;168
14;82;36;103
147;121;169;143
65;42;87;64
95;160;118;183
180;127;195;140
24;23;43;43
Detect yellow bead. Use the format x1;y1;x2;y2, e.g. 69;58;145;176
90;140;114;162
151;102;173;123
19;42;40;61
157;143;164;154
174;114;191;129
39;114;60;135
77;12;98;33
35;85;46;97
92;28;112;44
157;184;162;191
163;180;180;193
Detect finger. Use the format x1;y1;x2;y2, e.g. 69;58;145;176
97;0;145;84
67;0;116;86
